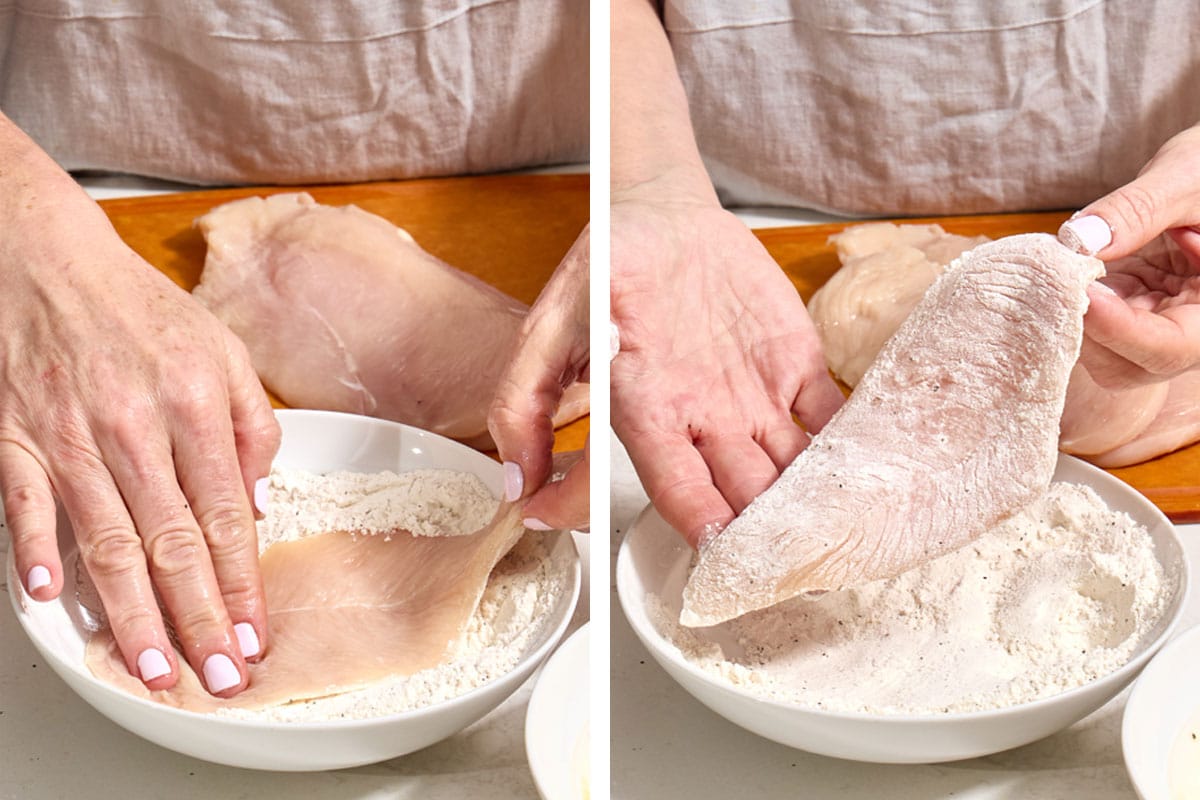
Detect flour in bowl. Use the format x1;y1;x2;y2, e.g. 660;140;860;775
215;467;572;722
652;482;1172;714
259;467;497;544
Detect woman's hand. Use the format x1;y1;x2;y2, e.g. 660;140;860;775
1059;124;1200;387
1080;236;1200;387
488;227;590;532
610;194;844;549
0;167;279;697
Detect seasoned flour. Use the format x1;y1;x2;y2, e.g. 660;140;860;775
258;467;497;545
653;482;1172;714
218;467;569;722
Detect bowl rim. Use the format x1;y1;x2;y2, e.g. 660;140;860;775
1121;621;1200;797
7;408;582;730
525;621;590;800
617;455;1191;724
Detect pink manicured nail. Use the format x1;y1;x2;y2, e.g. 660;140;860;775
202;654;241;693
234;622;261;659
253;477;270;514
1058;215;1112;256
503;462;524;502
137;648;171;682
523;517;554;531
26;565;51;593
1088;281;1118;297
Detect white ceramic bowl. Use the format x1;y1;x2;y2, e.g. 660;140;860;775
7;409;580;771
526;622;590;800
1123;624;1200;800
617;454;1189;764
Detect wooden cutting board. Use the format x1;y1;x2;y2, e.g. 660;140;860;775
98;173;590;456
755;211;1200;523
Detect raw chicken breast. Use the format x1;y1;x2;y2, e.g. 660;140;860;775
85;501;527;711
809;223;988;385
681;234;1102;627
1083;369;1200;467
193;193;588;447
1058;363;1168;456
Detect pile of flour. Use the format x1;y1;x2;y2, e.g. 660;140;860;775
653;482;1173;714
218;467;570;722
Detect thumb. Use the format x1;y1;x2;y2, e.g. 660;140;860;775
489;228;589;504
1060;127;1200;260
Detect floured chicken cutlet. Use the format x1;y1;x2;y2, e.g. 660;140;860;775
813;223;1200;467
681;234;1102;627
85;502;526;711
192;193;588;448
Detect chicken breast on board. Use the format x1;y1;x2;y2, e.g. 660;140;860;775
809;223;989;386
681;234;1103;627
192;193;588;448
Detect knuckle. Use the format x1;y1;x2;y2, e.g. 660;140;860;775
144;526;206;580
198;504;253;559
488;393;525;428
2;481;51;521
167;377;225;423
169;605;224;643
1110;183;1162;233
248;414;282;453
98;398;159;457
82;525;144;578
107;604;164;638
219;582;260;617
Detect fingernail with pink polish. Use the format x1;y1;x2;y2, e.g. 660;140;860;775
137;648;171;682
234;622;261;659
1058;215;1113;256
523;517;554;531
1088;281;1118;297
503;462;524;502
253;477;270;515
202;654;241;693
26;565;51;593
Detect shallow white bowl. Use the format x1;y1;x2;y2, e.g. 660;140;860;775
526;622;590;800
617;454;1189;764
1123;624;1200;799
7;409;580;771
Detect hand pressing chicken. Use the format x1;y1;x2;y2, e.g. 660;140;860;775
0;111;278;698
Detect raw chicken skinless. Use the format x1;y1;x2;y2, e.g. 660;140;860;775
192;193;588;449
810;223;1200;467
682;234;1102;627
85;501;527;710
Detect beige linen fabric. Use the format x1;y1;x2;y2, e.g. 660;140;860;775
0;0;587;184
665;1;1200;215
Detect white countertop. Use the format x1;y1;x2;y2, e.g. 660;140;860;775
609;429;1200;800
0;172;589;799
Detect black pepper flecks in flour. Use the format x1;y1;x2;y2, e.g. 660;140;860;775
652;482;1173;714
